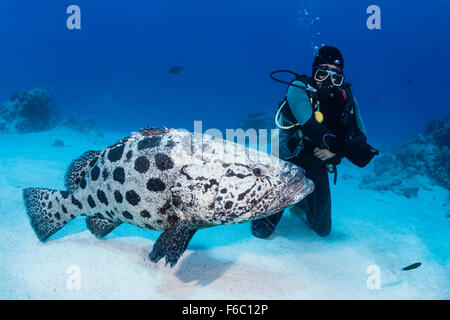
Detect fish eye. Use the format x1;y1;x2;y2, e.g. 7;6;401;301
253;167;264;177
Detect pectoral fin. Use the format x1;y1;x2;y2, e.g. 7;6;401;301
149;219;193;267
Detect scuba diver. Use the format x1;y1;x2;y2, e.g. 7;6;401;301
252;46;379;238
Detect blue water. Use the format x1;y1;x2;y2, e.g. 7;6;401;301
0;0;449;145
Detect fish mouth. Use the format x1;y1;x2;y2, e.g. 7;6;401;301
267;171;315;213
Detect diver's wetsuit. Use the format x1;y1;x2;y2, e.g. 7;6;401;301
252;78;368;238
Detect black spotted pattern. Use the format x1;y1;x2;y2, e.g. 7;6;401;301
122;211;133;220
71;195;83;209
114;190;123;203
91;165;100;181
102;168;109;180
125;150;133;162
87;195;96;208
107;144;125;162
137;136;161;150
125;190;141;206
154;153;174;171
225;201;233;210
97;189;108;206
79;178;87;189
146;178;166;192
134;156;150;173
113;167;125;184
140;210;151;218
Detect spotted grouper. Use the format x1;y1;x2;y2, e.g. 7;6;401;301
23;127;314;267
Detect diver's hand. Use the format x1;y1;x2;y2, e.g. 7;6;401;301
314;147;336;161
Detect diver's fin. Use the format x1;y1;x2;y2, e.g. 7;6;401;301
23;188;77;242
64;150;101;192
86;216;122;239
149;219;192;267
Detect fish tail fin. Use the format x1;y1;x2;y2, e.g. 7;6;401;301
23;188;76;242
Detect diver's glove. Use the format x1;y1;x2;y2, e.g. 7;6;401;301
300;117;379;168
329;136;379;168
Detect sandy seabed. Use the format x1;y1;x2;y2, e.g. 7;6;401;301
0;128;448;299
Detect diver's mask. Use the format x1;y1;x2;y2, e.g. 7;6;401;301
314;65;345;87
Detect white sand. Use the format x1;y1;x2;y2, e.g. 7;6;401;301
0;128;448;299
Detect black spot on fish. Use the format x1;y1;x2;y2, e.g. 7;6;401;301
87;195;96;208
80;178;87;189
61;204;67;214
114;190;123;203
125;150;133;162
108;144;125;162
137;136;161;150
95;213;105;219
54;212;61;220
125;190;140;206
146;178;166;192
71;195;83;209
102;168;109;180
122;211;133;220
91;166;100;181
140;210;151;218
134;156;150;173
144;223;153;229
221;188;227;194
44;194;49;200
97;189;108;206
89;158;98;167
204;179;218;193
60;191;69;199
158;200;171;215
216;196;223;201
167;215;179;225
165;139;176;149
113;167;125;184
48;202;52;209
225;201;233;210
155;153;174;171
106;211;114;218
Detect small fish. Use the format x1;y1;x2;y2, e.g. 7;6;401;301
169;66;183;74
405;78;413;84
402;262;422;271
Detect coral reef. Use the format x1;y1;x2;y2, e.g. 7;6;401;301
0;87;56;133
0;87;104;136
360;117;450;197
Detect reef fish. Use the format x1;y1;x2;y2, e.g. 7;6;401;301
169;66;183;74
23;127;314;267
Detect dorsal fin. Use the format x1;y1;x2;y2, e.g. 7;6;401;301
64;150;101;192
